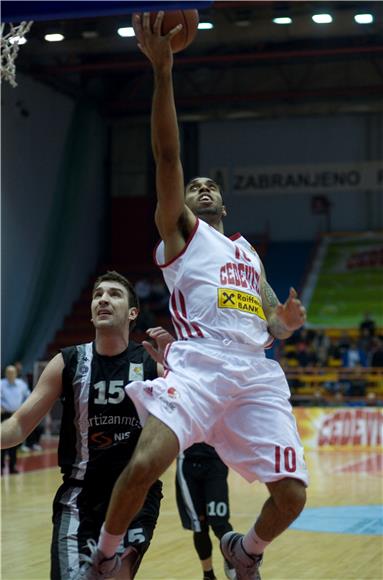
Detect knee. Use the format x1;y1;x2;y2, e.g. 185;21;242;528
269;478;307;520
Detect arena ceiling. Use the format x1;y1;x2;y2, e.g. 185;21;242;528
4;0;383;119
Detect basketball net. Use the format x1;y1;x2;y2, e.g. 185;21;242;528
1;21;33;87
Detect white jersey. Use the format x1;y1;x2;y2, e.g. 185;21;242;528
155;218;273;349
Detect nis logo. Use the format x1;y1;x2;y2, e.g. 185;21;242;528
90;431;131;449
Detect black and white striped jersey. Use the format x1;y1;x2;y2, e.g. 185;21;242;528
58;341;157;484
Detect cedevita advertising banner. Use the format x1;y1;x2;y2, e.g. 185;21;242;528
294;407;382;450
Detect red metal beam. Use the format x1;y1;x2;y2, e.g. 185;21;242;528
40;44;383;76
105;85;383;114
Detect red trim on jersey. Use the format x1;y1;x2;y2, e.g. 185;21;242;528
171;290;204;339
171;292;193;338
265;336;275;349
170;300;185;339
154;218;200;269
230;232;242;241
178;290;204;338
163;342;172;369
170;292;189;338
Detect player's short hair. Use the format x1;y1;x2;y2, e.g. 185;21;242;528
93;271;139;311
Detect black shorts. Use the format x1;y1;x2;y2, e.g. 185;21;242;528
51;478;162;580
176;456;230;532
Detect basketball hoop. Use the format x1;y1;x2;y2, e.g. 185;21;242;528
1;21;33;87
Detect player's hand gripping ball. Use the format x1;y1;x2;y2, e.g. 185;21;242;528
135;10;199;53
153;10;198;53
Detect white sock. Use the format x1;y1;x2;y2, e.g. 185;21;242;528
98;523;124;558
242;526;270;556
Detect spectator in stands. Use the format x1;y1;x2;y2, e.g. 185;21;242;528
338;332;351;351
14;360;31;388
344;365;367;397
294;330;317;367
359;312;376;338
312;330;330;366
327;337;343;367
14;361;44;452
341;340;367;368
370;338;383;367
1;365;30;474
358;327;374;359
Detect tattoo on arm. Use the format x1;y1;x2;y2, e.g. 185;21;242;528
261;279;291;339
261;279;279;308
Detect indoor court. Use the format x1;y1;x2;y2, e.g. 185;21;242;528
2;1;382;580
1;441;382;579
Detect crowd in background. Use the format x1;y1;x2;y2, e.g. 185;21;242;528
271;314;383;404
277;325;383;370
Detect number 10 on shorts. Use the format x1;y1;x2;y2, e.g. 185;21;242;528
275;446;297;473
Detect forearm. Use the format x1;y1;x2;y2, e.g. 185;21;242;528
151;68;180;162
260;277;293;340
1;415;28;448
266;313;294;340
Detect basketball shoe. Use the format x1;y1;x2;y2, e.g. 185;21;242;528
76;539;121;579
224;558;237;579
220;532;263;580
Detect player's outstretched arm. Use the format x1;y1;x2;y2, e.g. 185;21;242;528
134;12;196;252
0;353;64;448
260;264;306;340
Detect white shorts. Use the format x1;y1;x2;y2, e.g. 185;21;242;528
126;338;308;485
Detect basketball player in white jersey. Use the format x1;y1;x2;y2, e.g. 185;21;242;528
85;13;308;580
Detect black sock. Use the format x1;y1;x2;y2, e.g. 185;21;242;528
203;570;216;580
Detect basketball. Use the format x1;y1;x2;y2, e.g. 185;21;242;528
150;10;199;53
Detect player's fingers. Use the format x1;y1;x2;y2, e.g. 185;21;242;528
288;287;298;300
146;326;163;335
142;341;160;362
133;14;144;42
153;10;164;34
143;12;151;32
167;23;183;39
146;327;165;338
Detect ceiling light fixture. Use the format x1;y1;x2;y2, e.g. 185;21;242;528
354;13;374;24
312;14;333;24
198;22;213;30
81;30;99;39
117;26;135;37
9;35;27;45
272;17;292;24
44;33;64;42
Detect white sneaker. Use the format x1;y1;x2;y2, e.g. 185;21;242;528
224;557;237;579
32;444;43;451
20;445;30;453
220;532;263;580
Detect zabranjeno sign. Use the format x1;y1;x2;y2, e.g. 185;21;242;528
211;162;383;195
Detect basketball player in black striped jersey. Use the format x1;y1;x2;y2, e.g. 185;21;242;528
0;271;169;580
176;443;235;580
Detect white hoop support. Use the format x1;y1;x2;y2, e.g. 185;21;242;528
1;21;33;87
